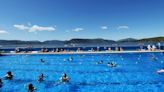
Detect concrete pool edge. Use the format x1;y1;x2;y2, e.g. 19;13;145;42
1;50;164;55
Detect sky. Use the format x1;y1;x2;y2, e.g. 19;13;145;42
0;0;164;41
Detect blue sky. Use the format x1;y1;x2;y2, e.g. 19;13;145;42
0;0;163;41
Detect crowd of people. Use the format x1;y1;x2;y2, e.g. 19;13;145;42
11;44;163;55
0;58;117;91
0;71;70;92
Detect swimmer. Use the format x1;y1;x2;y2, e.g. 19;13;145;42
96;60;103;64
27;83;36;92
5;71;13;80
0;79;3;88
37;73;44;82
107;62;117;68
40;59;45;63
68;57;73;62
156;69;164;74
150;56;157;61
60;73;69;83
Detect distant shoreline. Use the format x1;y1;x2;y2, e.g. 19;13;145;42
0;37;164;48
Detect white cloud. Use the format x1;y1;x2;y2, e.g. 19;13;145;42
101;26;108;30
117;25;129;30
72;28;84;32
29;25;55;32
14;24;29;30
0;30;9;34
14;24;56;32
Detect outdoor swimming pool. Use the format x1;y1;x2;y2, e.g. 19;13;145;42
0;52;164;92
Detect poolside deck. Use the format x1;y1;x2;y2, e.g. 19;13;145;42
2;50;164;55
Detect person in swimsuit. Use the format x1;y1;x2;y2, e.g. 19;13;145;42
5;71;13;80
28;83;35;92
38;73;44;82
60;73;69;83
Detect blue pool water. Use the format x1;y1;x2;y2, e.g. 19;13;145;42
0;52;164;92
